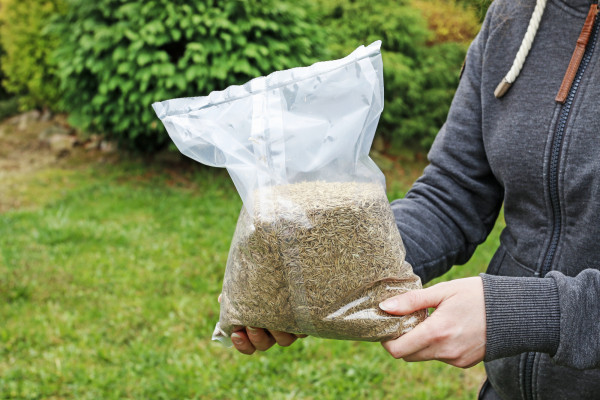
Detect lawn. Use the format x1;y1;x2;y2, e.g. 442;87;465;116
0;119;502;399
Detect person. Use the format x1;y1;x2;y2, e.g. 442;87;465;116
227;0;600;398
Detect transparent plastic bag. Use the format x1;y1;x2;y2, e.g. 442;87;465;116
153;41;426;345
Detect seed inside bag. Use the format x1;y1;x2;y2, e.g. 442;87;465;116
219;181;426;342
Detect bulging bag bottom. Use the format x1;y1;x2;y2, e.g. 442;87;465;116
214;181;426;344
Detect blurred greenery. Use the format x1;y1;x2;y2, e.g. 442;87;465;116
50;0;328;152
318;0;480;150
459;0;494;21
0;0;66;110
0;97;18;120
0;0;492;153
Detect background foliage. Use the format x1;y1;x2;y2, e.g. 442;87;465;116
460;0;494;21
50;0;327;152
0;0;66;110
0;0;491;151
319;0;479;150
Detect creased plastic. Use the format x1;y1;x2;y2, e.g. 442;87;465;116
153;41;426;345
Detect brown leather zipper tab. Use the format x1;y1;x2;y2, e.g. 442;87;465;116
556;4;599;103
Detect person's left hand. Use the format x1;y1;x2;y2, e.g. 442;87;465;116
379;277;486;368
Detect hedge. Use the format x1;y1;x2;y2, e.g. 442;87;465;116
0;0;66;110
51;0;328;152
319;0;479;150
0;0;488;153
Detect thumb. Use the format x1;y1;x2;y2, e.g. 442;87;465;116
379;284;447;315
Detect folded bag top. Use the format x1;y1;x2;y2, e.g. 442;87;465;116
152;41;384;213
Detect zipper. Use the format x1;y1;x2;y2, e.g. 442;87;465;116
540;2;599;279
522;4;600;400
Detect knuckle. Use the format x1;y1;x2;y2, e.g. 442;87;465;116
422;328;441;345
279;335;296;347
406;292;423;309
453;358;470;369
247;328;266;342
381;342;399;358
252;339;269;350
240;347;256;355
270;331;295;347
388;346;404;359
277;339;294;347
234;342;254;355
443;347;462;361
435;341;463;361
253;336;275;351
433;321;455;341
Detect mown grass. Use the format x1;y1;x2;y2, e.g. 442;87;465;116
0;153;502;399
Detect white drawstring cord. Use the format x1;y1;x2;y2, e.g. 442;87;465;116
495;0;548;98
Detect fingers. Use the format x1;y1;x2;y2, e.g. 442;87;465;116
397;337;486;368
381;278;487;368
379;283;449;315
220;295;306;354
269;330;298;347
246;327;276;351
230;328;277;354
382;317;434;359
231;330;256;355
231;328;307;355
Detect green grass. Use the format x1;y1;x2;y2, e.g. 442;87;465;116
0;156;502;399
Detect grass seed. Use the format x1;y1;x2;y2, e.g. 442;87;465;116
218;181;426;341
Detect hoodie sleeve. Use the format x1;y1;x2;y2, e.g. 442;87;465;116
391;1;504;284
391;0;600;369
548;270;600;368
481;269;600;369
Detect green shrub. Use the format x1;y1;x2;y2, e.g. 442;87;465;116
0;50;10;102
0;97;19;120
319;0;478;151
0;0;66;110
459;0;494;21
52;0;328;152
413;0;480;44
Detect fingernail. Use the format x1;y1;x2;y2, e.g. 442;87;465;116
379;299;396;311
231;333;243;345
247;327;258;333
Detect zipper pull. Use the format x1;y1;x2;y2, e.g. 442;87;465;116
555;3;599;103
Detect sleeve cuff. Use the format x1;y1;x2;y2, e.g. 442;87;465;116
480;273;561;361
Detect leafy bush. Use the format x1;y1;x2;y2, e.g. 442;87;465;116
0;97;19;120
319;0;478;150
0;0;66;110
52;0;328;152
0;49;10;102
413;0;480;44
459;0;494;21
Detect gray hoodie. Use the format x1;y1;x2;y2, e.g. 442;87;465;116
390;0;600;398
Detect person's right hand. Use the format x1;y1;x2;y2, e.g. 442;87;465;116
217;294;307;355
230;327;307;355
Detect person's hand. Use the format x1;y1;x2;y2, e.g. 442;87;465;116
379;277;486;368
217;294;307;355
230;327;307;355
